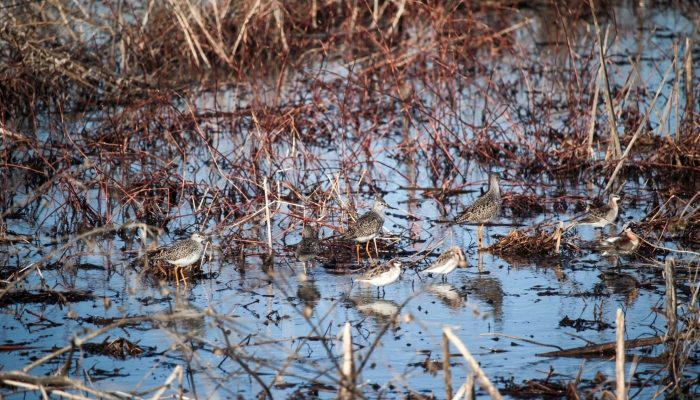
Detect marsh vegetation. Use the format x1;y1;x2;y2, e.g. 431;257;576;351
1;0;699;398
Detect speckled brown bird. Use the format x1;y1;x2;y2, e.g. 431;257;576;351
455;173;503;249
578;193;621;229
296;225;321;273
356;258;403;297
422;247;467;281
151;232;208;286
340;196;394;265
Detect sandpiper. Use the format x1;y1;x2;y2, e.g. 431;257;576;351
455;173;503;249
340;196;394;265
151;232;208;286
421;247;467;281
295;225;321;273
356;258;403;296
598;223;639;256
667;203;698;237
578;193;621;229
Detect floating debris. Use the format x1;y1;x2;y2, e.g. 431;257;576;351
486;224;579;256
82;336;146;359
0;290;95;307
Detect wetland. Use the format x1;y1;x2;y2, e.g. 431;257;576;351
1;0;700;398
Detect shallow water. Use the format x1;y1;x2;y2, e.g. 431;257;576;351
1;1;699;399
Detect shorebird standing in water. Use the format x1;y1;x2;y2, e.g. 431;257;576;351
151;232;208;286
295;225;321;273
455;173;503;249
578;193;621;231
598;223;639;257
421;247;467;282
356;258;403;297
339;196;394;265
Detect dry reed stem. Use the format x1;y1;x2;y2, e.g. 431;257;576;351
554;221;563;255
444;327;503;400
604;59;675;192
588;6;621;160
613;39;646;124
0;371;123;400
587;67;602;162
264;177;274;256
465;372;475;400
684;37;694;137
452;371;476;400
616;309;626;400
0;161;94;221
149;365;184;400
444;332;452;399
638;237;700;258
182;0;234;66
167;0;210;68
664;259;678;341
273;2;288;52
681;19;700;140
339;321;356;400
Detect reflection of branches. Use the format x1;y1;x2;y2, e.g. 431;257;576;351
219;325;273;399
0;222;161;301
355;290;422;375
5;303;350;398
0;161;94;222
0;371;126;400
268;270;345;383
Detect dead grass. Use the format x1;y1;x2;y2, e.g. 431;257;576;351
486;223;580;257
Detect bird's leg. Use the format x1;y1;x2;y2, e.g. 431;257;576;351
174;266;180;287
365;241;376;265
477;225;483;249
180;267;188;287
373;237;380;260
303;262;307;274
356;244;361;266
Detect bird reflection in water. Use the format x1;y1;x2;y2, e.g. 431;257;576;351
468;275;504;324
161;301;207;338
595;271;640;306
297;280;321;318
350;294;401;329
424;283;467;311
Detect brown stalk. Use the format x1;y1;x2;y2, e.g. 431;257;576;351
664;258;678;342
587;66;602;162
444;327;504;400
604;58;675;192
616;309;626;400
338;322;357;400
444;332;452;399
588;6;621;160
